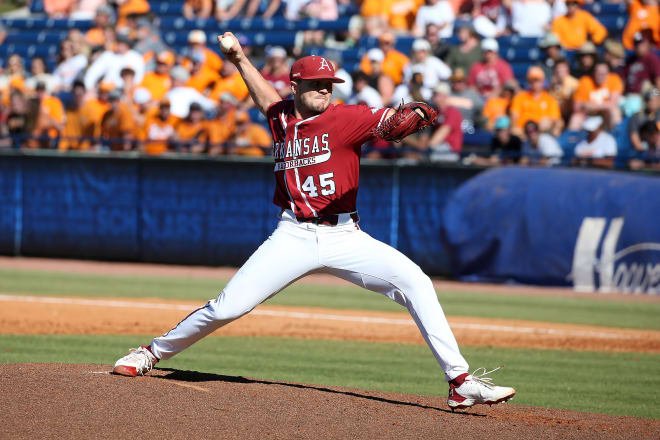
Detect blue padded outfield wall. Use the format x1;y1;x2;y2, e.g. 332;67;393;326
442;167;660;294
0;151;480;271
2;152;659;293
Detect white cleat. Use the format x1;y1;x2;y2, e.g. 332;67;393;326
447;367;516;410
113;346;159;377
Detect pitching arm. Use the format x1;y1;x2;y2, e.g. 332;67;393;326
217;32;281;116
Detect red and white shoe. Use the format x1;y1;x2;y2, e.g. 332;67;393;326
113;346;158;377
447;367;515;410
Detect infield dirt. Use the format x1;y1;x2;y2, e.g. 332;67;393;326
1;363;659;440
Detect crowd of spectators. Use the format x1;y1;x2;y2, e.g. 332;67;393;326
0;0;659;170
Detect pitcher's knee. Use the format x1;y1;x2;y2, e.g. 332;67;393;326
207;291;254;321
400;272;436;300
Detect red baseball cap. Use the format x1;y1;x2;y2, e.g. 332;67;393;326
289;56;345;83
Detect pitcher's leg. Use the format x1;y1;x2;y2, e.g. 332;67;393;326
151;223;319;360
320;228;469;380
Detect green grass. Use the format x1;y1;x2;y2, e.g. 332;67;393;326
1;268;659;330
0;334;658;419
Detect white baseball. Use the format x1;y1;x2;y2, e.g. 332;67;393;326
220;36;235;52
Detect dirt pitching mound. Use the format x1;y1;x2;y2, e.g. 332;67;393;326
1;364;658;440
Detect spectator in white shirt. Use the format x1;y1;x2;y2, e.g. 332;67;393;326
349;71;383;108
412;0;455;38
574;115;617;168
165;66;217;119
402;39;451;94
53;39;88;91
84;33;145;90
512;0;553;37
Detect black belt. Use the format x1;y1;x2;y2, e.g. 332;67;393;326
295;212;360;226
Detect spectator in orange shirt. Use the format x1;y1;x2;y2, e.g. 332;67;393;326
117;0;150;30
360;32;410;86
80;81;114;148
569;61;623;130
139;51;174;101
209;62;249;102
100;89;135;151
174;102;209;154
185;30;223;75
30;82;66;149
361;0;424;34
206;93;238;155
552;0;607;50
142;99;177;155
483;84;516;130
184;0;213;19
186;51;220;95
85;5;114;47
60;80;88;151
510;66;563;137
228;111;271;157
623;0;660;50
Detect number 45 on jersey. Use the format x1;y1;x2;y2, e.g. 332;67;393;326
301;172;335;197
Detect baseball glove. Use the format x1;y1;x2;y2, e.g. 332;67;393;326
371;101;438;142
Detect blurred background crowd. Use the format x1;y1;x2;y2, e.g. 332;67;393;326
0;0;659;169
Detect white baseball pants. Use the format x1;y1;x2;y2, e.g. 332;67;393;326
150;210;469;380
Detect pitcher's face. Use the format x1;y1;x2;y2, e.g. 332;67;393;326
292;79;333;116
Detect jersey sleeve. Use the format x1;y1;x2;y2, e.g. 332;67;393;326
335;104;390;147
266;99;293;139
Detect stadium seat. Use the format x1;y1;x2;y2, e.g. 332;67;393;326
558;130;584;161
30;0;45;14
464;130;493;148
598;15;628;33
585;2;627;15
149;2;184;16
497;35;540;48
4;31;68;45
501;47;542;62
0;18;93;30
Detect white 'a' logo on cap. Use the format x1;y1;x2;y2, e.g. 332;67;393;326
318;58;331;71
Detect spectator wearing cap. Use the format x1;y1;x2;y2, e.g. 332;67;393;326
548;58;578;121
360;48;396;106
186;50;221;95
603;39;626;76
174;102;210;154
100;89;135;151
510;66;562;137
209;61;250;102
359;32;410;86
629;88;660;151
447;68;485;132
53;39;89;92
426;82;463;162
80;80;115;148
412;0;456;39
552;0;607;50
538;33;563;80
166;66;216;119
25;57;58;95
85;5;115;47
570;61;623;130
141;99;177;155
571;41;598;79
623;31;660;94
623;0;660;50
402;39;451;92
116;0;150;30
468;38;515;99
520;120;563;166
84;33;145;90
490;116;523;164
261;46;292;99
139;52;174;101
29;82;66;149
185;30;224;76
184;0;213;19
127;87;155;142
59;81;88;151
44;0;76;18
573;115;617;168
207;93;239;155
483;84;516;130
228;110;272;156
512;0;553;37
446;22;483;76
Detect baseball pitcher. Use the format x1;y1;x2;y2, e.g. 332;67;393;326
113;33;515;411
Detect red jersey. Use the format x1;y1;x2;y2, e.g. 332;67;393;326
267;100;389;218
